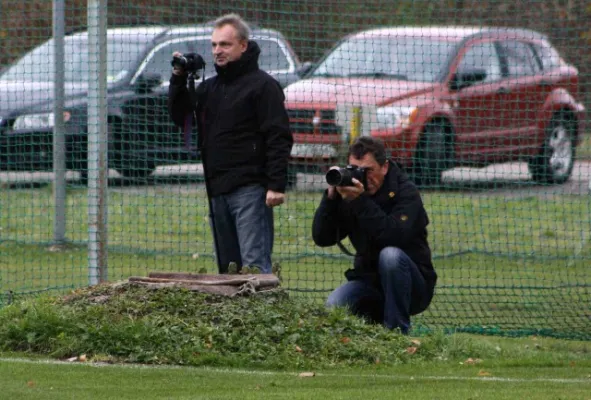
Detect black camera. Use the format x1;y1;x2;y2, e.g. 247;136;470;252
325;165;367;188
171;53;206;74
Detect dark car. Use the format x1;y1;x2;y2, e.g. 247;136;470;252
0;24;307;180
285;26;586;185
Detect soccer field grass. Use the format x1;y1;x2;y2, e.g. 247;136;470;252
1;353;590;400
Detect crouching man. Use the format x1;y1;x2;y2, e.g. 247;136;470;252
312;137;437;334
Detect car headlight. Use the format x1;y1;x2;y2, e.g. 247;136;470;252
13;111;71;130
375;106;418;130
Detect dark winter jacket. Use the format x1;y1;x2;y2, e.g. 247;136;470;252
168;41;293;196
312;161;437;296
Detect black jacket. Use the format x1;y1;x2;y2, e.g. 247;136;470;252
312;161;437;294
168;41;293;196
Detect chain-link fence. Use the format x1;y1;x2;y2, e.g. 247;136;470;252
0;0;590;339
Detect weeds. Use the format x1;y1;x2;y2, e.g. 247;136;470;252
0;283;588;370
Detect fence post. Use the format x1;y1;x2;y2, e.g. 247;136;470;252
87;0;108;285
52;0;66;244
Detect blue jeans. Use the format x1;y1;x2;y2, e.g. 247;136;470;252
209;185;274;273
326;247;431;334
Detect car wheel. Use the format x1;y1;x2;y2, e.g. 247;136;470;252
286;166;298;190
109;122;155;181
414;121;454;187
528;112;575;185
116;160;156;181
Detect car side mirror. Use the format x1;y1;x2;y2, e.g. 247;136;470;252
296;62;315;77
134;72;163;94
450;68;487;91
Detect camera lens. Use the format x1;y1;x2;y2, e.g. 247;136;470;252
326;168;354;186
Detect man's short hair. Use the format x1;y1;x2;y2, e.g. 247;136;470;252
348;137;388;165
213;13;250;41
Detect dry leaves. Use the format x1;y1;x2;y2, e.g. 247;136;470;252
406;338;421;355
66;354;87;362
464;358;482;365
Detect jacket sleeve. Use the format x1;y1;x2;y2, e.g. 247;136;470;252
255;80;294;193
347;186;427;249
312;191;349;247
167;73;192;128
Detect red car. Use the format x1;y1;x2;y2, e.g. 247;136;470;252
285;26;586;185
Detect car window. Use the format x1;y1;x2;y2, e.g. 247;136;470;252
531;42;562;71
0;36;148;83
255;39;291;71
498;40;539;77
311;37;458;83
139;38;292;81
457;42;502;83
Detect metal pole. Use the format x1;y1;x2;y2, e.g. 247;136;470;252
52;0;66;243
87;0;108;285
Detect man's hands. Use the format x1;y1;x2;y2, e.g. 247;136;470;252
171;51;186;76
327;167;365;201
266;190;285;207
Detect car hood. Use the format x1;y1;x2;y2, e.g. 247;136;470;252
284;77;436;107
0;81;89;115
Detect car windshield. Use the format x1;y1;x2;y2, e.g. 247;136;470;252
0;35;149;83
311;36;458;82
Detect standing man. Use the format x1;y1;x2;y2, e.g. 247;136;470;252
168;14;293;274
312;137;436;334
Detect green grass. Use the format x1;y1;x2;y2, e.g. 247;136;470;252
1;346;590;400
1;182;591;398
0;284;590;399
1;184;590;338
577;132;591;159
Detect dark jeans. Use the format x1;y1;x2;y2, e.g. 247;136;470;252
209;185;274;273
326;247;431;334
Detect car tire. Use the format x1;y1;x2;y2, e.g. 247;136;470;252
116;159;156;181
528;112;575;185
109;122;155;181
286;166;297;190
414;121;454;187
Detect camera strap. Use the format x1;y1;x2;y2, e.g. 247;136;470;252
183;73;197;153
184;72;205;155
336;228;356;257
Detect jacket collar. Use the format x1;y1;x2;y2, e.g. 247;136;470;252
214;40;260;82
370;160;401;204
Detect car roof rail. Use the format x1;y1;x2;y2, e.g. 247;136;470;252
65;23;169;37
201;18;262;31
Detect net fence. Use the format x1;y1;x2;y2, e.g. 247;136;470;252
0;0;590;339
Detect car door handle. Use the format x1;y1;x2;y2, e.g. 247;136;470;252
496;87;510;94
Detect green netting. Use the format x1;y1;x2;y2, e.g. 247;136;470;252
0;0;590;340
